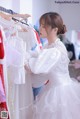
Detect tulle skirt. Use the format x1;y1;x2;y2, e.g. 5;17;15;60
32;80;80;119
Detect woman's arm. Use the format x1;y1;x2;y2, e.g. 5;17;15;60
25;48;61;74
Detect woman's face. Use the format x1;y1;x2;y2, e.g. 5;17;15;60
39;23;48;38
39;23;57;39
39;19;58;44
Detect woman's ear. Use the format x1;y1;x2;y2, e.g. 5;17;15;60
54;28;58;32
54;28;58;33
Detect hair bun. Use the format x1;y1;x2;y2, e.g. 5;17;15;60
60;25;67;34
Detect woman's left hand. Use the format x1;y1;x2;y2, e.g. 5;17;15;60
24;64;32;73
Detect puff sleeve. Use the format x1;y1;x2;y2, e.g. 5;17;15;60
28;48;61;74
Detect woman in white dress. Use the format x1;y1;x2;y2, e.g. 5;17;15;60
25;12;80;119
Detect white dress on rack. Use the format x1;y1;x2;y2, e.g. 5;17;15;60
0;18;35;119
26;38;80;119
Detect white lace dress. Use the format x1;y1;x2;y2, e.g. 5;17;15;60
27;38;80;119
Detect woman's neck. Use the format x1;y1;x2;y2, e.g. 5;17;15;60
48;36;58;45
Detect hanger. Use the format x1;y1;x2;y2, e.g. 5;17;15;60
0;5;31;27
0;12;12;20
0;9;31;32
12;17;29;26
10;13;31;19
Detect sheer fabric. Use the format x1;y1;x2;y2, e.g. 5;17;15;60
27;38;80;119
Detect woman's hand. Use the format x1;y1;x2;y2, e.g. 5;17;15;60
24;64;32;73
69;60;80;69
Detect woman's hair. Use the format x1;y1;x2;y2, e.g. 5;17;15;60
39;12;67;35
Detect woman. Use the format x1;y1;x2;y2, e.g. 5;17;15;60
25;12;80;119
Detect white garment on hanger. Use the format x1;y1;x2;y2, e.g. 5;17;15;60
5;35;26;84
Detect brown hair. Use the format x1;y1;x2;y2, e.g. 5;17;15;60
39;12;66;35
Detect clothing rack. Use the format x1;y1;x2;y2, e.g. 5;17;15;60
0;6;17;14
0;6;29;26
12;17;29;26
